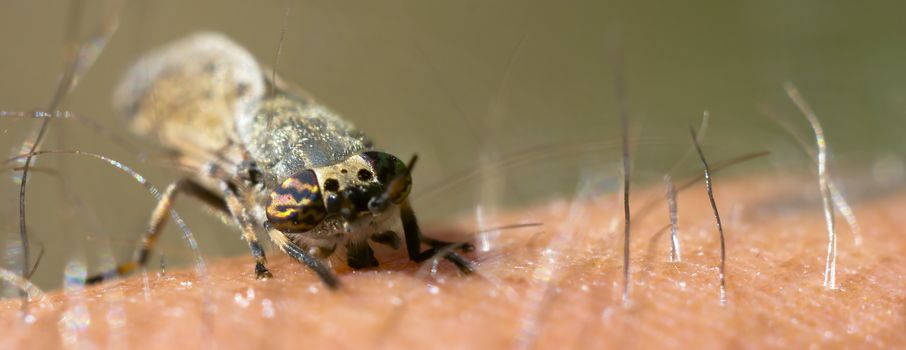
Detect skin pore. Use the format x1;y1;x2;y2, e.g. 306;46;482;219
1;172;904;348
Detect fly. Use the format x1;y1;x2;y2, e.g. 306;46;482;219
86;32;473;288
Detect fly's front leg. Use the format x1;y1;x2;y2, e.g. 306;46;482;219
87;178;209;284
400;200;474;274
264;223;340;289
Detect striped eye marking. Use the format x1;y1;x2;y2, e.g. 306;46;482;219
266;169;327;233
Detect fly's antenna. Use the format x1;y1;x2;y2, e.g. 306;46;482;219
783;82;839;289
270;4;292;96
406;154;418;171
14;0;123;287
689;126;728;305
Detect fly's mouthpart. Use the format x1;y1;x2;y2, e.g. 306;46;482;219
332;183;385;222
367;179;398;214
340;206;357;222
367;196;389;214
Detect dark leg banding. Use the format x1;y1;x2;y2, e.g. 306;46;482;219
218;180;272;280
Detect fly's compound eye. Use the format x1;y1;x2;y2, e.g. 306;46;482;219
361;151;412;204
266;169;327;233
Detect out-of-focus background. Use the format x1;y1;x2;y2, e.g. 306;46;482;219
1;0;904;290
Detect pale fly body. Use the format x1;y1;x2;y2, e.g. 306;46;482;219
88;32;472;288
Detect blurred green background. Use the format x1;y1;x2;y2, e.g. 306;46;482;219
1;0;904;290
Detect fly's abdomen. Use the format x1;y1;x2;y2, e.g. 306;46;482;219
112;32;265;154
113;31;372;181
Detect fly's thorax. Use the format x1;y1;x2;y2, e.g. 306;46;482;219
238;92;373;183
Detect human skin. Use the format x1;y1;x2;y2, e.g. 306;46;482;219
1;173;904;349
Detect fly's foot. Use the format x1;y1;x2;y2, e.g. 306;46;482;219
255;263;273;280
446;252;475;274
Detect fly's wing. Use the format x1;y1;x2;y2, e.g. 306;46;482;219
112;32;265;157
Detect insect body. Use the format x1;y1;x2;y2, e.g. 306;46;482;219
89;32;471;287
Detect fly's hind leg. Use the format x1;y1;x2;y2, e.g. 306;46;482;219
217;181;272;280
86;178;220;284
85;178;272;284
400;200;475;274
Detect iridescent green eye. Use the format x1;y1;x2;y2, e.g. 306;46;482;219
361;151;411;204
266;170;326;233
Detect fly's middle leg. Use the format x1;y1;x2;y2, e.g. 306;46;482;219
400;200;474;274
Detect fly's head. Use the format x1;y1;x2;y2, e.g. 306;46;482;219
265;151;413;233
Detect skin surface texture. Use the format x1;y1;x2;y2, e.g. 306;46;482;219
1;174;905;349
